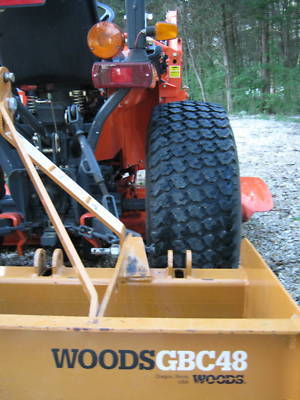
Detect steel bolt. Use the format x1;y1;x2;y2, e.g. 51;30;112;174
110;244;120;258
3;72;15;83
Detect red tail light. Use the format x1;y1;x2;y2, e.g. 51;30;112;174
92;62;158;89
111;66;133;84
0;0;46;7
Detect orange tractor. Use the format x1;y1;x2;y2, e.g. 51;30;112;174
0;0;272;268
0;1;299;399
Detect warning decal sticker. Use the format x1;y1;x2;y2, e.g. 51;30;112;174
169;65;181;78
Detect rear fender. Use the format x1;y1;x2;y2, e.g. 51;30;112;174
0;1;46;8
240;177;273;221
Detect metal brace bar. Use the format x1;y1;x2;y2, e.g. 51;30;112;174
98;235;151;317
0;67;126;322
0;107;99;322
0;71;126;243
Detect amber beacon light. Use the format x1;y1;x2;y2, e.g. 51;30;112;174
154;22;178;40
87;22;125;59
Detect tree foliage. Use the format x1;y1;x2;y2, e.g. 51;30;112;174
107;0;300;114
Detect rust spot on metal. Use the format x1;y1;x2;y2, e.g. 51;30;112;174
126;256;138;275
72;327;90;332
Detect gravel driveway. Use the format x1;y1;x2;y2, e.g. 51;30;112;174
231;116;300;304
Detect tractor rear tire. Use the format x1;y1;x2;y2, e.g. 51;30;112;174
146;101;241;268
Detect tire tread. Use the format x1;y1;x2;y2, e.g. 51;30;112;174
146;101;241;268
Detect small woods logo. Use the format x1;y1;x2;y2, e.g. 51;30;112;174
193;374;245;384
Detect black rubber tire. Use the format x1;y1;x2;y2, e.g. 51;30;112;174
146;101;241;268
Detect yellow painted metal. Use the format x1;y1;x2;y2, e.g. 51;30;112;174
0;66;127;321
0;67;101;321
0;240;298;399
98;235;151;317
0;67;299;398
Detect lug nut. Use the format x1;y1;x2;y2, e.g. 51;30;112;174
3;72;15;83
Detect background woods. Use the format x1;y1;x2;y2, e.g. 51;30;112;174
108;0;300;114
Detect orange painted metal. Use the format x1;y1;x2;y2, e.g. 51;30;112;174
158;39;188;103
94;87;157;236
94;12;189;237
0;212;26;255
158;11;189;103
120;210;146;236
95;88;159;168
79;213;100;249
94;12;188;167
240;177;273;221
